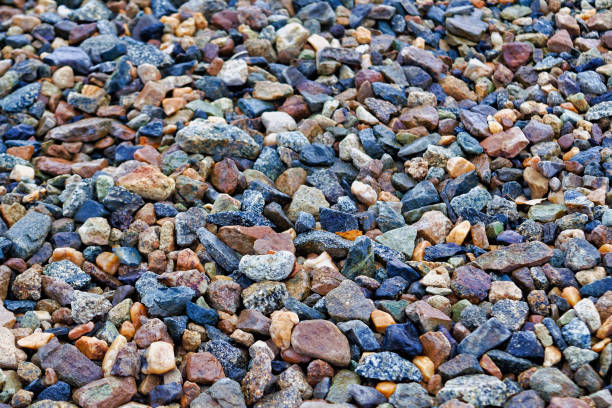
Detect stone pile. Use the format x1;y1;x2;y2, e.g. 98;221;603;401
0;0;610;407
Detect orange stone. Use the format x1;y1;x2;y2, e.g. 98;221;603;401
130;302;147;329
6;145;35;160
371;310;395;333
75;336;108;360
412;356;434;381
412;240;431;261
446;221;471;245
50;247;84;266
96;252;120;275
479;354;502;379
446;157;475;178
120;321;136;340
561;286;581;307
133;145;162;167
336;230;363;240
376;382;396;398
177;248;205;273
68;321;95;340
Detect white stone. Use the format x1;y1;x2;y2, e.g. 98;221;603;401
217;59;248;86
261;111;297;133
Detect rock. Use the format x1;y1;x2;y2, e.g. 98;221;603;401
437;375;509;407
116;165;175;201
239;251;295;281
476;241;553;273
355;352;422;382
73;377;137;408
6;211;52;258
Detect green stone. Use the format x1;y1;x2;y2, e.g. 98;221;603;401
403;203;447;223
326;369;360;404
486;221;504;240
527;204;566;222
375;226;417;258
378;299;409;322
452;299;472;322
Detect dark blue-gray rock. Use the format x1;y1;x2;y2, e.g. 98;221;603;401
43;260;91;289
382;322;422;357
375;202;405;232
202;340;248;381
337;320;380;352
319;208;358;233
564;238;600;271
122;37;173;68
457;132;483;155
436;374;509;407
206;211;275;228
294;230;354;258
490;299;529;331
186;301;219;325
388;382;434;408
141;286;195;317
376;276;409;299
341;235;375;279
398;134;441;158
355;352;422;382
176;119;260;160
44;47;92;74
174;207;207;246
561;317;591;349
102;186;144;212
297;2;335;25
528;367;580;401
438;354;483;380
300;143;335;166
347;384;387;408
450;187;491;215
446;10;488;41
196;226;240;272
6;210;52;258
580;276;612;297
0;82;41;113
504;390;545;408
486;349;534;373
457;318;512;357
283;297;325;320
401;181;440;212
505;331;544;359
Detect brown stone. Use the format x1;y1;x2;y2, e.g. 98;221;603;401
399;105;439;130
211;158;243;194
185;352;225;384
75;336;108;360
291;320;351;367
547;30;573;53
440;76;477;102
548;397;590;408
420;331;451;368
405;300;452;331
275;167;307;196
502;42;532;70
218;225;277;255
237;309;271;335
116;165;175;201
524;167;549;199
35;157;72;175
480;127;529;159
413;210;452;244
71;159;108;178
306;359;334;386
73;376;137;408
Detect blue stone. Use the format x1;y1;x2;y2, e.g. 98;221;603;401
74;200;109;223
164;316;187;341
38;381;70;401
319;208;358;233
4;124;35;140
505;331;544;359
154;202;178;217
387;259;420;283
50;232;81;249
113;247;141;265
382;322;423;357
186;301;219;325
562;317;591;349
376;276;409;299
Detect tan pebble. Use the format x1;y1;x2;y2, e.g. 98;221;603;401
412;356;434;382
371;310;395;333
143;341;176;374
446;221;471;245
16;332;54;349
544;345;562;367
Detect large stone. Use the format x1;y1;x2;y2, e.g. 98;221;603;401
116;165;175;201
291;320;351;366
72;376;137;408
177;119;260;160
6;211;52;258
476;241;553;273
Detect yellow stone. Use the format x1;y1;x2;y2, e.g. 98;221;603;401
371;310;395;333
592;338;610;353
102;334;127;376
446;221;471;245
354;27;371;44
446;157;475;178
412;356;434;381
17;332;54;349
143;341;176;374
543;346;562;367
561;286;581;307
